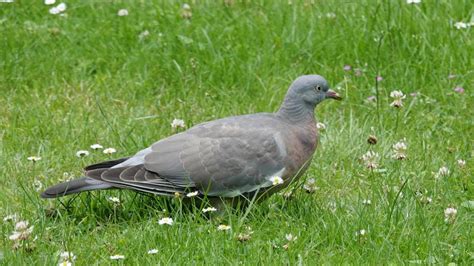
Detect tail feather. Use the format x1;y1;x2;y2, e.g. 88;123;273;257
84;157;129;171
40;177;113;198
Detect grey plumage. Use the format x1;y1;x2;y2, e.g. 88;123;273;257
40;177;113;198
41;75;341;199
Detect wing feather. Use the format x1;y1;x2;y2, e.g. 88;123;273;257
86;164;187;195
83;114;289;197
119;165;142;181
144;115;288;196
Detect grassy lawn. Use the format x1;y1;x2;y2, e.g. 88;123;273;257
1;0;473;264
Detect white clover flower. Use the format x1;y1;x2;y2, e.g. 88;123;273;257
236;226;254;243
59;251;76;262
406;0;421;4
186;191;199;197
316;122;326;130
76;150;89;158
15;221;29;231
107;196;120;204
158;217;173;225
303;178;319;193
33;179;43;192
362;199;372;205
27;156;42;162
390;90;404;98
202;207;217;213
306;178;316;186
45;0;56;5
117;9;129;16
49;7;60;14
439;166;449;175
392;140;407;160
389;90;406;108
454;22;468;30
147;249;158;255
444;207;457;215
139;30;150;40
182;3;191;9
356;229;367;236
56;2;66;12
454;86;465;94
3;214;18;222
103;148;117;155
435;166;450;179
90;144;103;150
361;151;379;169
237;232;252;242
9;232;22;241
58;261;72;266
444;207;457;223
217;224;231;231
110;254;125;260
457;159;466;168
285;233;297;242
269;176;284;185
171;118;185;129
366;95;377;103
10;220;34;242
181;3;192;19
280;191;293;199
420;196;432;204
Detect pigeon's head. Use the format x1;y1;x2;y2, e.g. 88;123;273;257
288;75;341;106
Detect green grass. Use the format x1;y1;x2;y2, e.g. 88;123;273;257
1;0;473;264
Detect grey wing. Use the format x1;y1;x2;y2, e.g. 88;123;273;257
84;164;188;196
84;148;189;196
144;123;287;197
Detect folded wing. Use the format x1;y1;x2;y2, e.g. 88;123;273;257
86;115;287;197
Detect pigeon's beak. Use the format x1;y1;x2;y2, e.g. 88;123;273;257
326;89;342;100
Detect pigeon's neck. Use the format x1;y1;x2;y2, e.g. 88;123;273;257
276;97;316;124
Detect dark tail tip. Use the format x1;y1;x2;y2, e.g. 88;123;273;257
41;177;112;199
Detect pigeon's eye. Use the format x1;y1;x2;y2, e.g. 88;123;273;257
315;86;321;91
